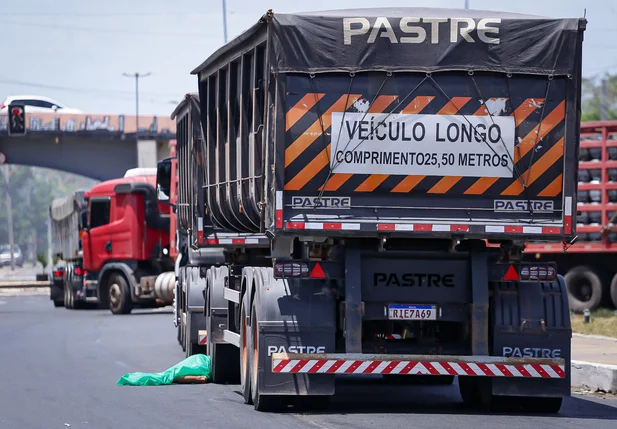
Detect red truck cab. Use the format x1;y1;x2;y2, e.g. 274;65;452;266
80;172;174;313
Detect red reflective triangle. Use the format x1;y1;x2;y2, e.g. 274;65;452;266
310;263;326;279
503;265;520;281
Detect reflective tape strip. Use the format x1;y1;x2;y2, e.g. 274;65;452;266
285;222;558;234
202;235;269;246
197;217;204;244
275;191;283;229
564;196;573;234
198;330;207;345
272;359;565;378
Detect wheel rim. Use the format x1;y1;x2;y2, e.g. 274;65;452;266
109;283;121;309
572;278;592;302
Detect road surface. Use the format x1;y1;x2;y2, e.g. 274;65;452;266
1;295;616;429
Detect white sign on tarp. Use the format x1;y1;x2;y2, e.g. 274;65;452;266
329;112;516;178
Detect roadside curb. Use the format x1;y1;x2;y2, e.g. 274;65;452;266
572;360;617;393
0;287;49;296
0;281;50;288
572;332;617;342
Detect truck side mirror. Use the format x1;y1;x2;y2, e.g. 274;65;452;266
156;158;172;203
80;210;89;232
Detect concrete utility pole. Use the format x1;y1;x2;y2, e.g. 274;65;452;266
600;77;608;121
123;71;151;167
222;0;228;43
1;164;15;271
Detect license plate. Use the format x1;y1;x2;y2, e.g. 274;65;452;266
388;304;437;320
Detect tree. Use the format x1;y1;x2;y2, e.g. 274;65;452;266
582;73;617;122
0;166;97;263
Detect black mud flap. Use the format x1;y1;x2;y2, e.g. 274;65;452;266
490;274;571;398
254;268;336;396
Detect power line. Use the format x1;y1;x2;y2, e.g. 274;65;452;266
0;19;216;38
0;77;179;98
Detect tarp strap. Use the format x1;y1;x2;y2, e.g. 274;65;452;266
427;74;516;177
522;77;554;189
469;74;522;181
316;73;356;204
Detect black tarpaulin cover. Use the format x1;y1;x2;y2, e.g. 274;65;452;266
193;8;585;77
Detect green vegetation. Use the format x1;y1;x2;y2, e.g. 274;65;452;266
571;309;617;338
36;252;47;271
0;167;97;264
582;73;617;122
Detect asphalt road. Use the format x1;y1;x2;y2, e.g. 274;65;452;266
1;295;617;429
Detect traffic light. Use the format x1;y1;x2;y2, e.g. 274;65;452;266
8;104;26;136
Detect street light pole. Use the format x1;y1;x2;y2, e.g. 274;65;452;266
222;0;228;43
123;72;151;167
465;0;470;9
1;164;15;271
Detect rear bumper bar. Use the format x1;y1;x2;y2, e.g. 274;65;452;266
271;353;566;379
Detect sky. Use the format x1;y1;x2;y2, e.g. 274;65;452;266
1;0;615;116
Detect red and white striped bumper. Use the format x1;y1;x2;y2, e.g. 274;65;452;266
271;353;566;379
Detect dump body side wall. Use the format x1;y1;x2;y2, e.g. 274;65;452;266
50;196;85;262
196;29;269;236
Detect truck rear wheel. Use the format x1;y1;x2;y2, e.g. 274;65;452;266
53;300;64;308
184;312;205;357
512;396;563;413
610;274;617;309
64;282;74;309
459;378;562;413
250;298;286;412
564;266;603;312
179;311;187;352
240;295;252;405
207;312;240;383
108;273;133;315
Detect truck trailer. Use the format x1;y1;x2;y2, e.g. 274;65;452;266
50;189;88;308
164;97;227;357
50;169;176;314
157;8;585;412
526;120;617;312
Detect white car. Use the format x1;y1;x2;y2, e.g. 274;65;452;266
0;95;82;114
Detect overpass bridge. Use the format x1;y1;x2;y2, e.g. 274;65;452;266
0;111;176;180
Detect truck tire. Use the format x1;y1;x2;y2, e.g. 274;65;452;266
69;269;85;310
458;377;483;408
180;311;186;352
184;312;205;357
108;273;133;315
511;396;563;413
240;294;252;405
250;298;286;412
564;266;603;313
459;378;563;413
64;282;74;310
53;300;64;308
205;268;240;384
610;274;617;309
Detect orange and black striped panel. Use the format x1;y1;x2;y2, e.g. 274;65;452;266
283;75;567;205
